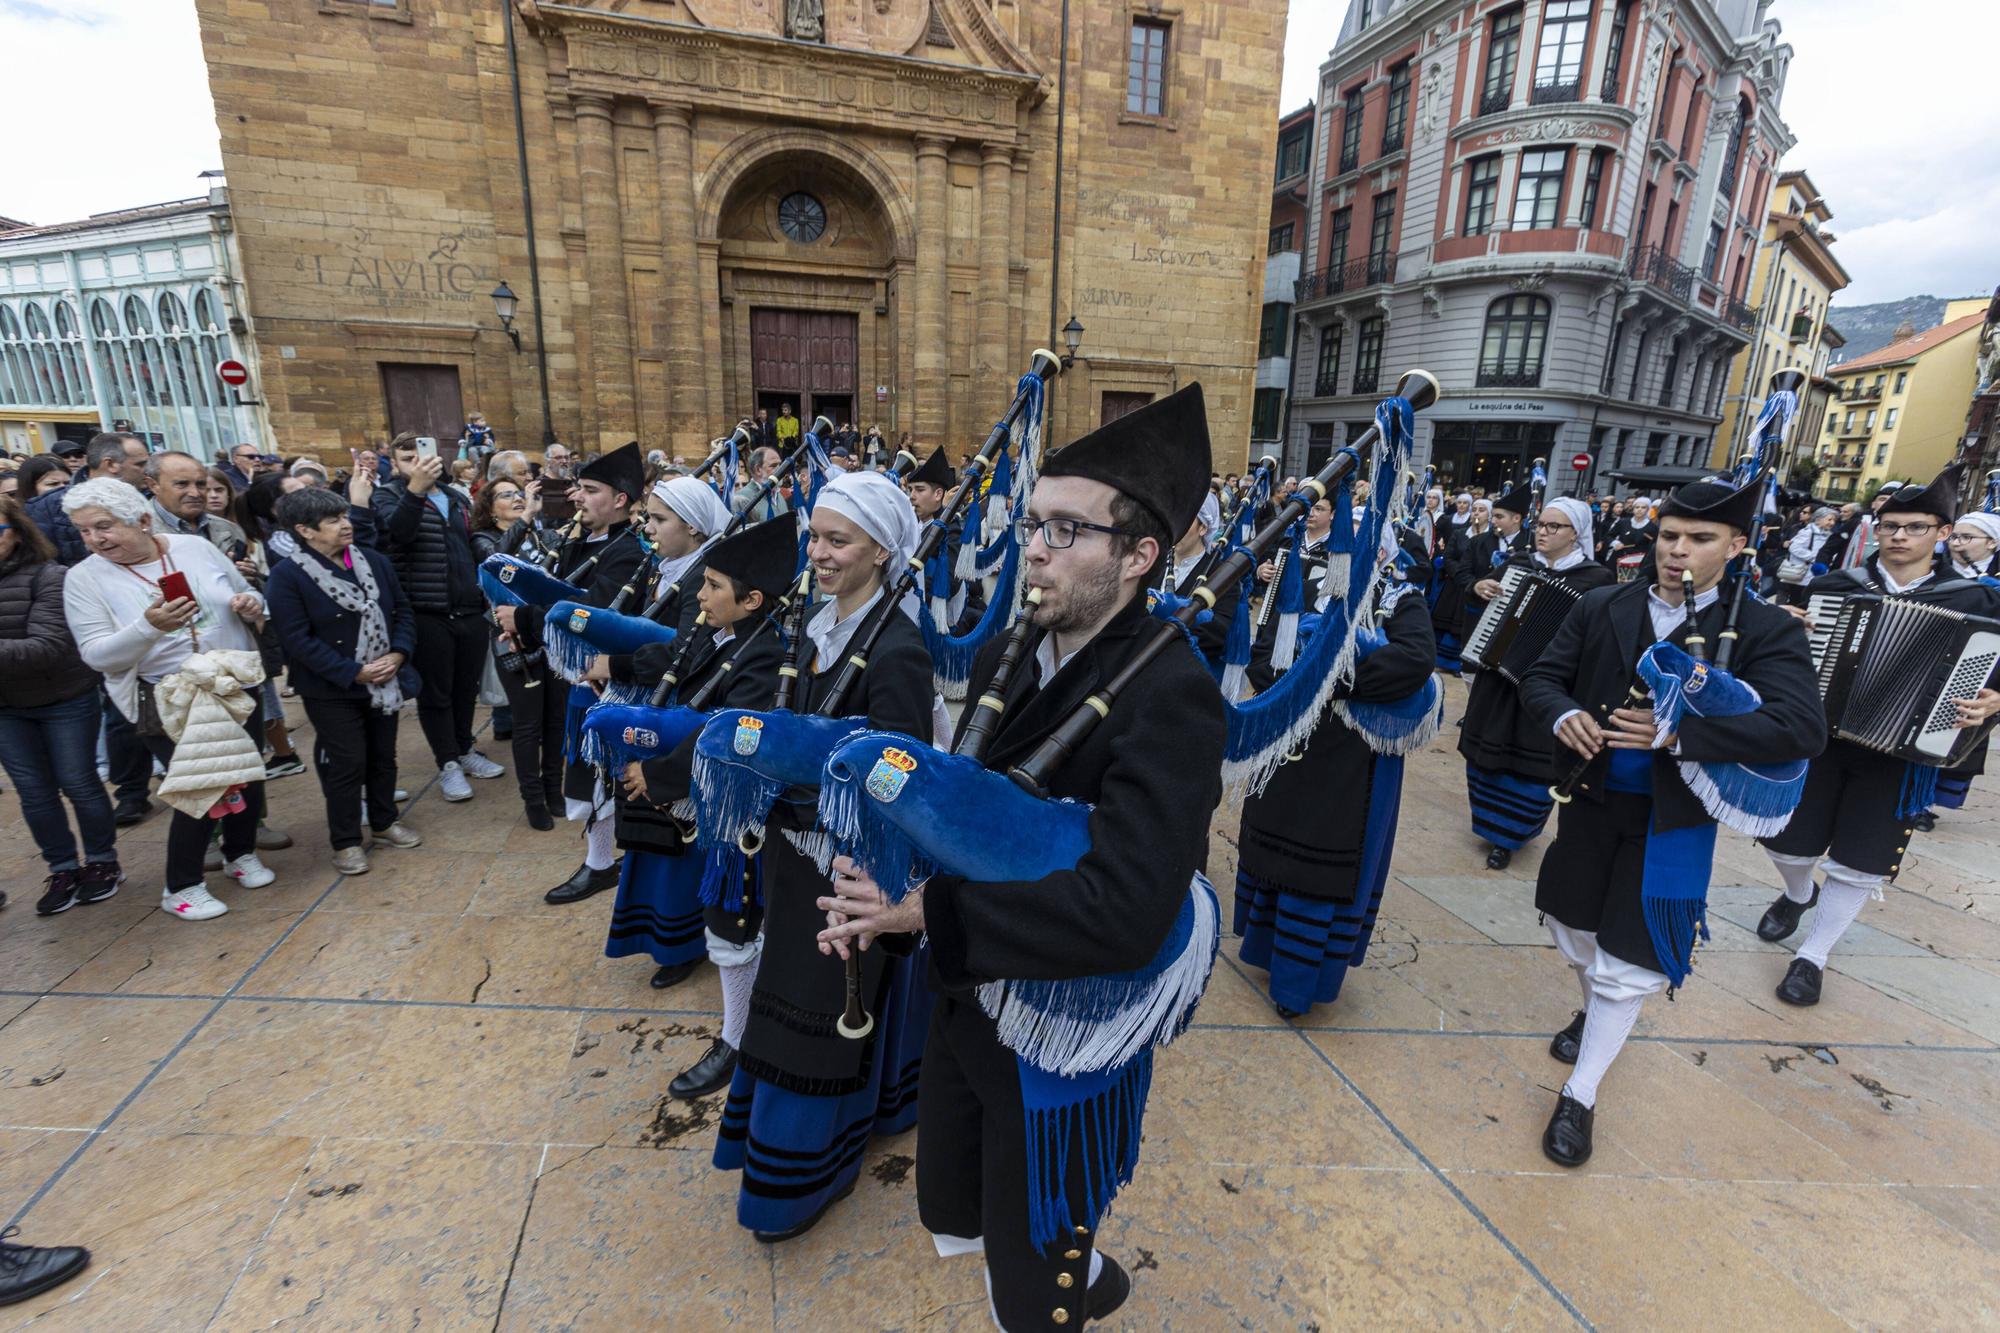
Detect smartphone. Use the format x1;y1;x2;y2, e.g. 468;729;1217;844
415;437;439;460
158;571;194;605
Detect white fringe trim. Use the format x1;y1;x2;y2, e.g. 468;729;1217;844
1677;759;1799;839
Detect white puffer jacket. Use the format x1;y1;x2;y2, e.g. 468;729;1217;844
154;650;268;818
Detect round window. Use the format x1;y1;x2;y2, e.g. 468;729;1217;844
777;192;827;244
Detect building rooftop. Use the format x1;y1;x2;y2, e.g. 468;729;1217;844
0;197;216;244
1832;310;1985;375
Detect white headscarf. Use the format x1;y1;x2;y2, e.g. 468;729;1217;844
1954;511;2000;544
1198;491;1222;544
815;469;920;574
651;475;731;538
1543;497;1594;558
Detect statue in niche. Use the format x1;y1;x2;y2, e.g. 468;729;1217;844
786;0;824;40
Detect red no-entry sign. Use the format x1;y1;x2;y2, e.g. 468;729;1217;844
217;360;249;387
1569;452;1591;471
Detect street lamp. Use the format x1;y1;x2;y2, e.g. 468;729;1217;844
1061;314;1085;366
491;281;521;352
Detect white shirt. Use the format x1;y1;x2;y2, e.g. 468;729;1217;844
64;532;263;723
1534;546;1587;572
1551;582;1720;748
804;586;887;674
1033;632;1082;688
1878;563;1935;595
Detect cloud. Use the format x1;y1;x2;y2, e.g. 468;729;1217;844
0;0;103;24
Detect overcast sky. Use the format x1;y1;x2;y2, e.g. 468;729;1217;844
5;0;1992;310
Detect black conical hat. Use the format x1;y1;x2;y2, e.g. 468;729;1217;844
704;514;798;602
1660;477;1762;534
578;442;645;500
1492;485;1534;517
910;447;955;489
1874;462;1963;523
1041;382;1212;538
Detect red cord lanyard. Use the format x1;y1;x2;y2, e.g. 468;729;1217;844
120;541;201;653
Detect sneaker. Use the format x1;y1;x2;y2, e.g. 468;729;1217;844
438;762;474;802
34;872;81;917
204;844;225;872
224;853;276;889
255;824;294;851
264;753;307;780
75;863;123;905
394;788;409;802
331;846;370;876
458;750;505;780
160;884;229;920
373;822;423;850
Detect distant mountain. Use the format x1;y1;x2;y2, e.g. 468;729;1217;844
1826;296;1952;364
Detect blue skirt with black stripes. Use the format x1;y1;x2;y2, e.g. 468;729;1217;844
603;849;708;970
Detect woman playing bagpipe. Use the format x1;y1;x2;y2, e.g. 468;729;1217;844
1518;474;1827;1167
1458;497;1615;870
1234;509;1439;1020
811;385;1230;1329
488;442;651;897
907;446;988;636
1754;465;2000;1004
601;514;797;1091
710;468;939;1243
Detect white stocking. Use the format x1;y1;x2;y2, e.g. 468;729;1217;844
718;957;759;1049
1796;863;1878;968
1562;993;1643;1110
1767;850;1820;905
583;815;617;871
1548;920;1598;1009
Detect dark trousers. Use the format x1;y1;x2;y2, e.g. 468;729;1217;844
413;610;485;768
102;686;152;805
141;699;264;892
302;694;401;850
0;691;118;872
497;658;567;808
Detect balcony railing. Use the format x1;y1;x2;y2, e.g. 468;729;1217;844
1379;128;1404;155
1294;253;1397;303
1476;365;1543;389
1843;384;1881;404
1531;78;1581;105
1478;87;1511;116
1788;312;1813;342
1352;370;1380;395
1722;296;1759;332
1600;64;1623;102
1338;146;1359;174
1313;373;1343;397
1628;243;1695;302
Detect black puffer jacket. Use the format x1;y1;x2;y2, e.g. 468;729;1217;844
0;553;96;708
371;478;482;615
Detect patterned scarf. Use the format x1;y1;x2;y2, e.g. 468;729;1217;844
291;544;403;714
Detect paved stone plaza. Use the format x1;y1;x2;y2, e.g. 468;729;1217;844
2;677;1997;1329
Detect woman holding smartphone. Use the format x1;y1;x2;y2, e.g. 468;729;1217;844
60;478;274;921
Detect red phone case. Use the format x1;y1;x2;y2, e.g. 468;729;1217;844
158;571;194;604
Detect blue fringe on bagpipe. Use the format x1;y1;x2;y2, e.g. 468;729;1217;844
542;601;677;685
919;536;1022;692
477;553;583;610
563;681;647;767
1897;762;1940;820
1639;818;1721;991
1331;672;1446;758
576;702;709;772
1637;642;1807;838
686;710;869;851
697;844;761;912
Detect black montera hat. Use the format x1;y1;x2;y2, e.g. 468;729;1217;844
703;514;798;603
1660;478;1762;534
577;441;645;501
910;447;955;490
1492;486;1534;517
1874;462;1963;523
1041;382;1212;538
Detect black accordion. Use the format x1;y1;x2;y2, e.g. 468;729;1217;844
1461;565;1584;684
1804;593;2000;767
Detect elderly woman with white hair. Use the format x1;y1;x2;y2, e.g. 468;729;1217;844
1777;505;1840;603
1457;495;1617;875
711;467;937;1244
60;478;274;921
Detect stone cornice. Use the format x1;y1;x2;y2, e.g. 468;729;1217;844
1452;102;1638;150
540;4;1042;143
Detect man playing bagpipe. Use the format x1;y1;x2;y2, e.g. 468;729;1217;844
1459;497;1615;870
1235;515;1438;1019
491;441;651;904
907;446;988;635
1161;507;1241;677
603;514;797;1092
813;385;1224;1328
1519;476;1827;1167
1755;467;2000;1006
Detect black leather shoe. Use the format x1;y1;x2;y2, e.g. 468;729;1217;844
1757;887;1817;943
1087;1252;1132;1321
1913;810;1937;832
0;1230;91;1307
113;798;151;828
545;860;620;905
1541;1092;1594;1168
523;800;555;832
1549;1009;1586;1064
753;1178;855;1243
650;960;698;990
669;1038;737;1100
1485;844;1513;870
1776;957;1823;1007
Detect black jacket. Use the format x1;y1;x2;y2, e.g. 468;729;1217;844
264;546;419;700
510;522;650;652
371;478;481;615
925;589;1227;988
0;555;94;708
24;487;87;568
1455;526;1527;635
1458;552;1617;779
1518;580;1826;831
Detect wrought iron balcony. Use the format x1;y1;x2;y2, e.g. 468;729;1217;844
1531;79;1581;105
1479;87;1511;116
1627;243;1695;302
1293;253;1397;303
1313;373;1343;397
1600;65;1623;102
1722;296;1759;332
1788;312;1813;342
1338;146;1360;174
1352;370;1380;395
1476;365;1544;389
1380;128;1405;155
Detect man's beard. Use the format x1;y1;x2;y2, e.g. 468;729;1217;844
1031;552;1126;634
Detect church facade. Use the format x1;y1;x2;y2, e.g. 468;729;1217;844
193;0;1287;463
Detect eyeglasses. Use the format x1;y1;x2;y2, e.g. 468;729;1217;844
1876;521;1938;537
1015;516;1131;550
1535;521;1573;533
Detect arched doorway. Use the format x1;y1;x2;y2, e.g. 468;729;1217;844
708;142;911;436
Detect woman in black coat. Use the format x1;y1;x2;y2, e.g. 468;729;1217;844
265;486;420;874
470;475;561;825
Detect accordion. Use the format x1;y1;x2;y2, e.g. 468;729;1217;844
1805;593;2000;767
1461;565;1584;684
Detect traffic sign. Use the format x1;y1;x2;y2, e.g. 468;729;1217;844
217;360;249;387
1569;452;1591;471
